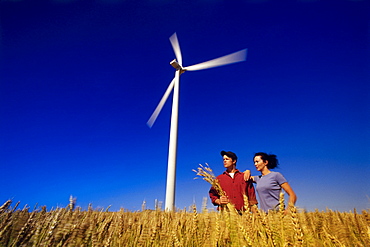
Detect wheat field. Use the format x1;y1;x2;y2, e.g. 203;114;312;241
0;199;369;247
2;165;369;246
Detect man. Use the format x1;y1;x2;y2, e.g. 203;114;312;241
209;151;257;212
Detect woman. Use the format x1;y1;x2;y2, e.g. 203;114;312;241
245;152;297;213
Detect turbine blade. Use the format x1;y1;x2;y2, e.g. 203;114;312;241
147;78;175;128
169;33;183;65
183;49;247;71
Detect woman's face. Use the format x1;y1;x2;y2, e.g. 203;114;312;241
254;155;268;171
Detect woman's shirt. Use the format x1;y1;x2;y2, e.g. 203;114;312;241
253;171;287;212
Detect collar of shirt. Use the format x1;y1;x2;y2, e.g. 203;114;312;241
223;169;241;176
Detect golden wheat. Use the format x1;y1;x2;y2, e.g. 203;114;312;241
1;161;369;247
0;200;369;246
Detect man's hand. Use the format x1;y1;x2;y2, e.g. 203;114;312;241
243;170;251;181
216;195;229;205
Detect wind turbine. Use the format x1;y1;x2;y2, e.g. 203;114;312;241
147;33;247;211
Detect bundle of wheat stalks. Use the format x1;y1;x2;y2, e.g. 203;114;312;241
0;164;369;246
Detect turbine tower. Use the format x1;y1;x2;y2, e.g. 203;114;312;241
147;33;247;211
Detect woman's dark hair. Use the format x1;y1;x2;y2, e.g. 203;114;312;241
254;152;279;169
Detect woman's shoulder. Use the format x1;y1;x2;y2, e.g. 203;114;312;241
270;171;282;175
270;171;287;183
270;171;285;177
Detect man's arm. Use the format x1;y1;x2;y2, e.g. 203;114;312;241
244;170;256;181
209;187;229;206
246;181;258;207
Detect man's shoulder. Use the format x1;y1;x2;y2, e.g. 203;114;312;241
216;172;230;179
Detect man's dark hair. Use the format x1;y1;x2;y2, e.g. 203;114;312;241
221;150;238;162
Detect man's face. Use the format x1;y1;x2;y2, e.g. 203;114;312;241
223;155;236;169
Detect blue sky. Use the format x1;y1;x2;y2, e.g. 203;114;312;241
1;0;369;212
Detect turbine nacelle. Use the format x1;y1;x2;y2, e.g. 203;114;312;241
170;59;185;74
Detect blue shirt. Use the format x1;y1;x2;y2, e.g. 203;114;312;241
253;171;287;212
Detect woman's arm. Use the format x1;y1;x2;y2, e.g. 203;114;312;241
281;182;297;212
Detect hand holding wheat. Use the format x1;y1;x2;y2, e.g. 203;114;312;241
193;163;236;212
